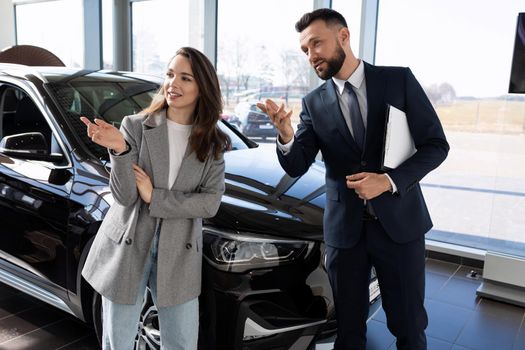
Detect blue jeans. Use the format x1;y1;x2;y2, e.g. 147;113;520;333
102;222;199;350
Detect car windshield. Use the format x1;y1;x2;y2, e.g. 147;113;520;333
46;74;249;160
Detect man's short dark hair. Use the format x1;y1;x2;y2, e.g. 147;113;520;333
295;8;348;33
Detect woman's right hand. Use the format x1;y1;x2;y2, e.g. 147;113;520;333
80;117;127;153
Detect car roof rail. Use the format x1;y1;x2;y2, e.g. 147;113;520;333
0;62;46;83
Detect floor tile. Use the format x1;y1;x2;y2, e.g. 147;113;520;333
55;333;99;350
426;271;451;299
372;305;386;323
0;306;64;344
455;311;521;350
451;345;474;350
476;298;525;323
432;277;482;310
425;299;472;343
0;294;39;320
427;335;453;350
0;318;92;350
314;320;396;350
366;320;395;350
425;259;460;277
512;318;525;350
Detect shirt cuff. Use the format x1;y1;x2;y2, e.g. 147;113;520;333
385;173;398;194
110;140;131;156
277;137;294;155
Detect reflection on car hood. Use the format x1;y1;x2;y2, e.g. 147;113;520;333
208;146;326;241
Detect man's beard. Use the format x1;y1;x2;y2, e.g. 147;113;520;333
315;43;346;80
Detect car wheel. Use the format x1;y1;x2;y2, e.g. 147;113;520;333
92;288;161;350
135;287;160;350
134;289;211;350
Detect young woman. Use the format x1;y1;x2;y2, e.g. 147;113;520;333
80;47;230;350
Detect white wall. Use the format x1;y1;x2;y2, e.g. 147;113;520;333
0;1;15;51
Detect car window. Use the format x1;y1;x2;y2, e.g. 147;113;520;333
47;78;250;160
0;85;54;154
47;79;159;159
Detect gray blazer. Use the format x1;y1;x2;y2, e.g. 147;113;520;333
82;110;225;307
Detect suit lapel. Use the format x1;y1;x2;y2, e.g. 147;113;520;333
143;111;169;188
320;80;361;153
363;62;386;157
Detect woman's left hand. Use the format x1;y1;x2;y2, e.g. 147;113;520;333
133;164;153;203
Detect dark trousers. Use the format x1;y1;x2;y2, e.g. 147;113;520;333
326;219;428;350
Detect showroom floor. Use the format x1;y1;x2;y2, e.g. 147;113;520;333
0;258;523;350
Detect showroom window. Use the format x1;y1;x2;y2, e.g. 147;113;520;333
131;0;204;77
102;0;113;69
217;0;314;136
15;0;84;67
376;0;525;257
331;0;362;59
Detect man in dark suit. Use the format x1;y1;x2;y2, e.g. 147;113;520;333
257;8;449;350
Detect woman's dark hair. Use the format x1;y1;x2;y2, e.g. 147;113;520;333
295;8;348;33
142;47;231;162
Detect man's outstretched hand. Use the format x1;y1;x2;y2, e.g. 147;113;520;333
256;99;294;144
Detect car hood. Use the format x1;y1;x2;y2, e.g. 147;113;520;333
208;145;326;241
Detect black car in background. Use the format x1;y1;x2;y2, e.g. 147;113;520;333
233;101;277;140
0;63;381;350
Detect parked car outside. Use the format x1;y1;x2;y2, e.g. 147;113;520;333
253;90;305;105
234;101;277;140
220;113;241;130
0;63;381;350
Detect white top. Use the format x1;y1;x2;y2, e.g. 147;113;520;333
167;119;192;189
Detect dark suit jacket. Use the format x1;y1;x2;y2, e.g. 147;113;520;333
278;62;449;248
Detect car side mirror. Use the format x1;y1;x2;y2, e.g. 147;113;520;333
0;132;64;162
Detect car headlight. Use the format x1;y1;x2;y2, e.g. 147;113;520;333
203;227;315;273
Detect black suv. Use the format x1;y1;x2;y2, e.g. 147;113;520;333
0;63;381;350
